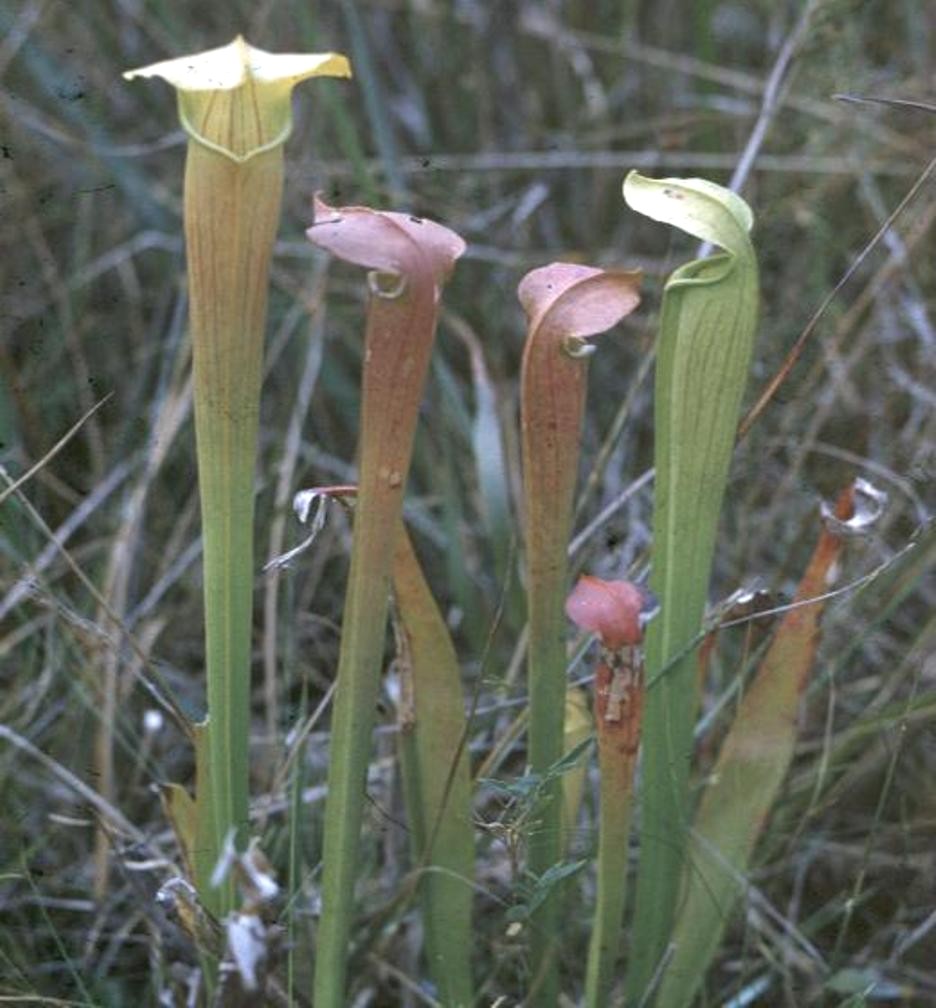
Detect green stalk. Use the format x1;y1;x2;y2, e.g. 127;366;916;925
124;38;350;917
566;576;655;1007
392;521;474;1007
621;171;759;999
519;264;641;1005
586;664;641;1008
307;200;464;1007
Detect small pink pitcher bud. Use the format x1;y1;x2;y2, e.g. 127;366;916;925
565;575;658;650
566;575;658;728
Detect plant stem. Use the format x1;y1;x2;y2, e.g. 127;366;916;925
585;654;643;1007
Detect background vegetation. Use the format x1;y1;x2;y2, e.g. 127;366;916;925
1;0;934;1004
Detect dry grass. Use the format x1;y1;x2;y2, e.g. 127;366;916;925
1;1;934;1004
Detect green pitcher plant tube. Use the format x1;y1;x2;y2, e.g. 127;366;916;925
305;198;465;1008
124;37;350;917
518;262;641;1006
621;171;760;999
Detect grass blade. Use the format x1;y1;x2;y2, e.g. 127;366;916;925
447;313;516;612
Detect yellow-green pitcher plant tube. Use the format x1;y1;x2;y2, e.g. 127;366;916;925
124;38;350;917
621;171;759;999
518;263;641;1006
306;198;465;1008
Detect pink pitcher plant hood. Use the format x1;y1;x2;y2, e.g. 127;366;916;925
519;262;643;351
307;197;465;497
566;575;659;650
308;196;464;287
520;262;642;586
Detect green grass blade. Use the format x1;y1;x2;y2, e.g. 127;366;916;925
339;0;407;200
656;484;858;1007
393;523;475;1007
622;171;759;999
446;314;516;611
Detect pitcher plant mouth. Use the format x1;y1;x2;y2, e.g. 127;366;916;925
124;36;350;162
